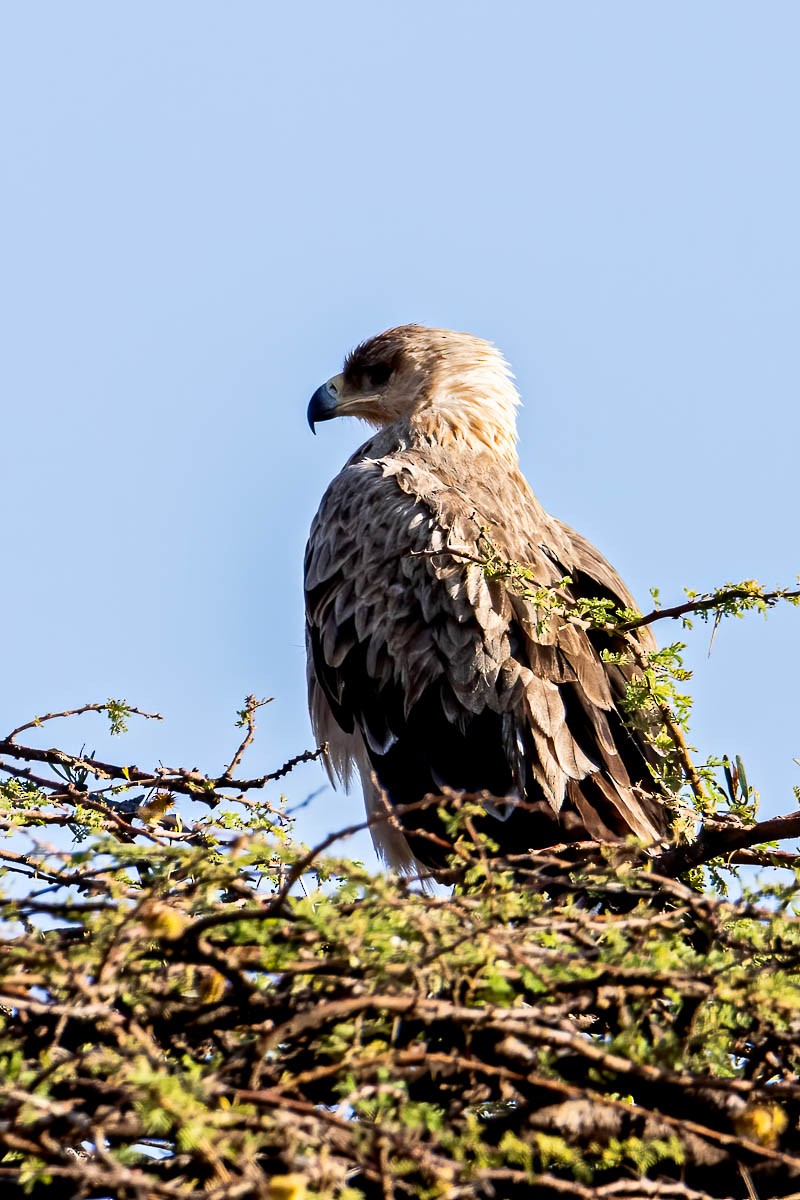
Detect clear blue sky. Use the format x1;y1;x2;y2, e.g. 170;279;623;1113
2;3;798;864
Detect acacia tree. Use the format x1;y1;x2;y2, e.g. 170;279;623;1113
1;578;799;1200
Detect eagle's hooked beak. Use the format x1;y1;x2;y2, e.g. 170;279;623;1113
307;374;344;433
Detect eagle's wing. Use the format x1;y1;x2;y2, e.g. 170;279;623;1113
305;437;666;870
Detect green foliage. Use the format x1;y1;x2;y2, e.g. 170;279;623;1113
0;767;798;1198
0;571;798;1198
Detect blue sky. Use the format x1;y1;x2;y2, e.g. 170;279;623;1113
2;3;798;865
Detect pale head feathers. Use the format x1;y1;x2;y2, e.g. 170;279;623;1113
325;325;521;460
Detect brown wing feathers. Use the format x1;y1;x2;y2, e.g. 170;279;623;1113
306;451;665;869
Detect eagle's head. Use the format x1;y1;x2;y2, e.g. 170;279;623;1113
307;325;521;459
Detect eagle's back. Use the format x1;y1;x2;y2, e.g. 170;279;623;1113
305;429;667;871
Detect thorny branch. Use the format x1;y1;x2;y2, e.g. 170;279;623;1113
0;732;327;814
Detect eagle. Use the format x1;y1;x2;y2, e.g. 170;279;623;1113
305;326;668;872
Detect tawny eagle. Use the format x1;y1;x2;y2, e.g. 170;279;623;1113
305;326;667;871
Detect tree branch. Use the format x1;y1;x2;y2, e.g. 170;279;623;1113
655;808;800;875
616;584;800;634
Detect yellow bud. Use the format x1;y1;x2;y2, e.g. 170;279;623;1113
734;1103;788;1148
138;792;174;823
198;968;227;1004
139;901;189;940
268;1175;307;1200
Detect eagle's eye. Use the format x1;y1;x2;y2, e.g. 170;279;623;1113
365;362;393;389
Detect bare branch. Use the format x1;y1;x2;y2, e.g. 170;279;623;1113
220;694;273;780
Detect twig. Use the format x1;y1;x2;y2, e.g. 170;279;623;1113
220;695;273;781
0;738;326;803
6;702;162;743
260;743;329;783
616;585;800;634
